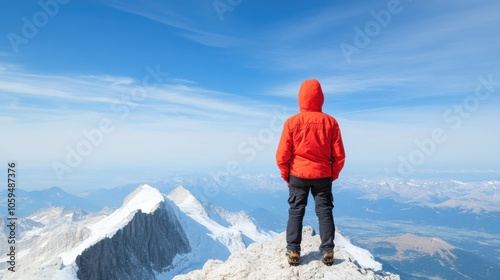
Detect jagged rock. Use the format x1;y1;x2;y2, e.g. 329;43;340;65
174;226;400;280
75;202;190;280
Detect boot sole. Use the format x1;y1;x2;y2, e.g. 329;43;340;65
286;253;300;266
322;260;334;266
322;253;334;266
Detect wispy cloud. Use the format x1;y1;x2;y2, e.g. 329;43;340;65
262;5;362;43
256;0;500;115
1;0;498;191
0;62;288;188
0;63;273;124
268;75;412;97
253;2;496;69
356;1;500;64
106;0;242;48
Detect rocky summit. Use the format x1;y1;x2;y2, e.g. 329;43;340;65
174;226;400;280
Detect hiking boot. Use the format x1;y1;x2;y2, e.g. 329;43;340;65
321;251;334;266
286;250;300;266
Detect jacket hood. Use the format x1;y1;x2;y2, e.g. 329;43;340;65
298;79;324;112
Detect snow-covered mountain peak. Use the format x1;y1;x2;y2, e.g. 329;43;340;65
168;185;194;202
168;185;208;216
121;183;164;213
59;184;165;266
167;185;273;254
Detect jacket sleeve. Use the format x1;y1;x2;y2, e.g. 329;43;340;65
331;124;345;181
276;120;293;182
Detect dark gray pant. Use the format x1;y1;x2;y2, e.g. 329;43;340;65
286;175;335;253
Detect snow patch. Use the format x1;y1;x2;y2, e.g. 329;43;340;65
167;186;272;254
335;232;382;271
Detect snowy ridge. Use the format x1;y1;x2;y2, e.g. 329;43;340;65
0;207;98;280
59;184;164;265
174;226;398;280
209;205;274;242
335;231;382;271
168;185;209;219
167;186;273;254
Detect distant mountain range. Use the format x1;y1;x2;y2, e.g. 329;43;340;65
0;186;102;216
2;174;498;279
0;184;395;279
338;177;500;214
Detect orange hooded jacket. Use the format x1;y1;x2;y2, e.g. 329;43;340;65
276;79;345;182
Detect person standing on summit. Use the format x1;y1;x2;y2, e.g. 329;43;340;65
276;79;345;266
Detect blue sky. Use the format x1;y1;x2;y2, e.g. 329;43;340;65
1;0;499;191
